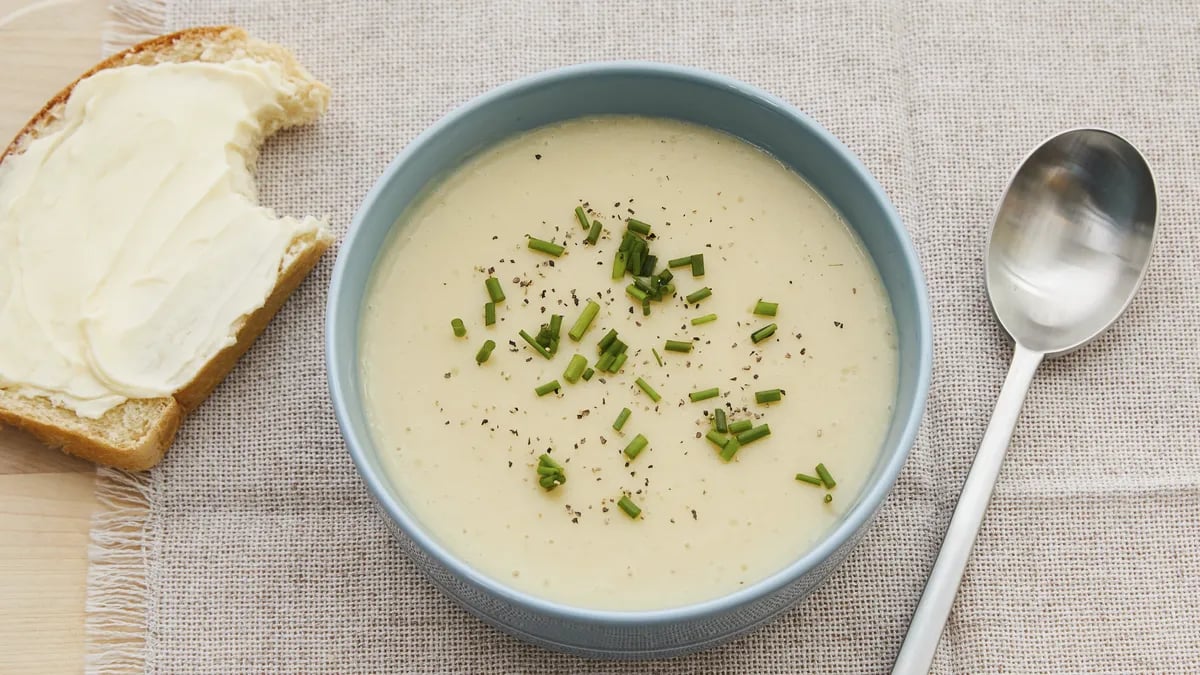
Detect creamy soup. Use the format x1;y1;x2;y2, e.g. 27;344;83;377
360;116;897;611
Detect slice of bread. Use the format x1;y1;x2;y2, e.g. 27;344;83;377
0;27;332;470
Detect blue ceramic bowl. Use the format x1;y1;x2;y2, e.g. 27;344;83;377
327;62;931;658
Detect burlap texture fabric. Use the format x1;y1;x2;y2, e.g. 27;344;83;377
92;1;1200;672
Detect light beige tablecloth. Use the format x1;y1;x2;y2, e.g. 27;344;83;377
91;1;1200;672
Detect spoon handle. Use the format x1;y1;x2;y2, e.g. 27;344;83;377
893;344;1044;674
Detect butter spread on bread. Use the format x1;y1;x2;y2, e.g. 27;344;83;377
0;59;327;418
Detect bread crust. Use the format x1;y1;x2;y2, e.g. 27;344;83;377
0;27;331;470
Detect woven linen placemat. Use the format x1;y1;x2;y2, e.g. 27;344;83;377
89;1;1200;672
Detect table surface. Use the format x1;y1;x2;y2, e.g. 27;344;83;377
0;1;113;672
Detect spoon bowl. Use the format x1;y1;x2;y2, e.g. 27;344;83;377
987;129;1157;355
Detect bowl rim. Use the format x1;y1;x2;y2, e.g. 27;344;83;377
327;60;932;627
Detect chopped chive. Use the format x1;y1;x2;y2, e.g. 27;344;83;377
755;388;783;404
728;419;753;434
549;316;563;355
568;300;600;341
689;387;720;402
563;354;588;383
824;493;833;504
705;429;727;449
691;313;718;326
586;219;603;245
632;276;653;293
626;218;652;235
795;473;823;486
691;254;705;277
484;302;496;326
527;237;565;256
641;254;658;276
635;377;661;403
582;367;595;381
596;351;616;372
668;255;693;268
627;284;648;302
475;340;496;364
617;495;641;519
537;453;565;491
535;324;553;348
627;241;644;278
607;340;628;357
574;205;590;230
623;433;649;459
613;407;632;431
642;297;651;316
719;437;741;461
619;231;635;253
485;277;505;303
612;251;628;279
714;408;727;433
685;287;712;304
611;352;629;372
751;322;778;344
451;318;466;338
597;328;618;352
519;330;552;359
736;423;771;445
754;299;779;316
534;380;561;397
815;463;836;489
664;339;693;353
652;348;664;367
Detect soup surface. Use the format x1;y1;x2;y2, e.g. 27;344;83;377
360;116;897;610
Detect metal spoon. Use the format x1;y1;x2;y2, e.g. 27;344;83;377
892;129;1157;673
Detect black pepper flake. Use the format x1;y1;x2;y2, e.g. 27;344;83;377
443;372;451;379
508;461;513;467
535;153;542;159
800;348;807;355
834;321;844;328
